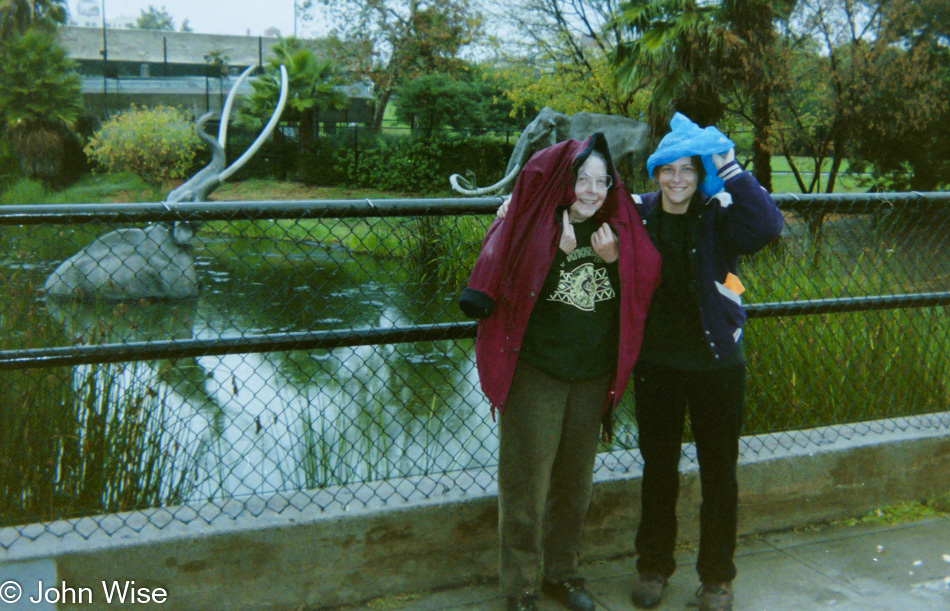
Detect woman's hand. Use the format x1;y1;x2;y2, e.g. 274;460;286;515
559;209;576;254
591;223;619;263
496;195;512;219
712;148;736;170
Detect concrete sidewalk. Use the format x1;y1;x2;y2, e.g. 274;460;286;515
353;516;950;610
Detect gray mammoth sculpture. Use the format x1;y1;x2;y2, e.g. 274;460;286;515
45;65;289;301
450;107;650;195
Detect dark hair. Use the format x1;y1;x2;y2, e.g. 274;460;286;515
691;155;707;185
651;155;706;185
572;133;616;193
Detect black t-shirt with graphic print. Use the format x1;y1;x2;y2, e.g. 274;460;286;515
519;217;620;382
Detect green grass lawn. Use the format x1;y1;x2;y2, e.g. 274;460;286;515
0;174;446;207
0;151;876;210
0;172;165;205
768;156;868;194
769;155;862;173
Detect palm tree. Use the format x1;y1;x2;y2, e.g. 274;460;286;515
613;1;732;129
0;27;83;183
238;37;345;162
0;0;68;38
613;0;795;189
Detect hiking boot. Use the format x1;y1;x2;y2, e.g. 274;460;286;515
630;572;667;609
698;581;733;611
542;576;596;611
506;591;539;611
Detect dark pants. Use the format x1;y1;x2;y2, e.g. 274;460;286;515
633;360;746;584
498;360;610;596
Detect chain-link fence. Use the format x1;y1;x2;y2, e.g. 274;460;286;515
1;192;949;549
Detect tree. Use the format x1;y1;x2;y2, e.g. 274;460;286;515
772;0;949;193
0;27;83;182
770;40;835;193
315;0;483;130
293;0;316;36
395;73;480;132
849;0;950;190
772;0;873;194
612;0;796;190
204;50;230;76
486;0;648;116
613;1;734;130
394;68;525;133
180;18;193;32
237;37;345;164
719;0;794;192
471;66;538;129
135;5;176;31
0;0;67;39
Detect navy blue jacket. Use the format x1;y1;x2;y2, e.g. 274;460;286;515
635;161;784;362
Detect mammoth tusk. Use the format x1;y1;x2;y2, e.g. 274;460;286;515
449;163;521;196
217;64;257;150
218;65;290;182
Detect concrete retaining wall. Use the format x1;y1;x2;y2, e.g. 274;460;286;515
1;415;948;609
59;26;280;66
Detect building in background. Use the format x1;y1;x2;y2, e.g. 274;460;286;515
69;0;136;29
57;25;373;129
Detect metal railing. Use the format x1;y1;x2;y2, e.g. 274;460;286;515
1;191;948;549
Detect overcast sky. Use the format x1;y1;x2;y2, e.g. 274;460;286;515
83;0;328;38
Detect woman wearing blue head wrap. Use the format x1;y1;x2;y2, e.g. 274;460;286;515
493;114;783;611
629;113;784;611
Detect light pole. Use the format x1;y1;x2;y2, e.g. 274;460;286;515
101;0;108;109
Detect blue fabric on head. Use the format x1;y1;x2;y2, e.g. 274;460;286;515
646;112;735;196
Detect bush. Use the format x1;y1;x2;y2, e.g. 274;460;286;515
299;131;513;193
337;136;442;192
84;106;201;184
226;127;297;180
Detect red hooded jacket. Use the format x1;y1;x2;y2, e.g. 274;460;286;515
459;135;661;426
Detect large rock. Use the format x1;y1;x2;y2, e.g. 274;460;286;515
44;223;198;301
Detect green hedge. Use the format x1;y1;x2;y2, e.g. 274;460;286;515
152;125;514;192
297;131;514;193
0;137;20;191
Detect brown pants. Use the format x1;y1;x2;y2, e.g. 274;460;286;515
498;360;610;596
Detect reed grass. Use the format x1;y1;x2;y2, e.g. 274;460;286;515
0;269;197;527
608;223;950;448
743;307;950;435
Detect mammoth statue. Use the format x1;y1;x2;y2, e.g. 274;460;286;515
45;65;289;301
450;107;650;195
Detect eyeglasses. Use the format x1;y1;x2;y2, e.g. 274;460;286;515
658;165;698;180
576;173;613;190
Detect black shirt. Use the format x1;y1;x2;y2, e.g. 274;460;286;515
519;216;621;381
640;207;745;369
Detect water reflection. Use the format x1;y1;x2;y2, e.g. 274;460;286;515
44;253;496;502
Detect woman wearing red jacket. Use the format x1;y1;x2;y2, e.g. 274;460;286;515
460;133;661;611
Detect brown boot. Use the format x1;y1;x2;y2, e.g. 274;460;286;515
698;581;733;611
630;572;666;609
506;591;539;611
